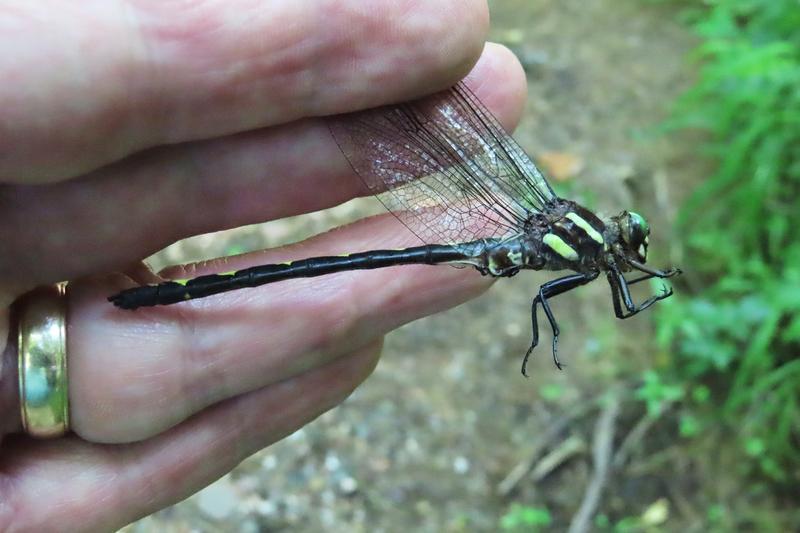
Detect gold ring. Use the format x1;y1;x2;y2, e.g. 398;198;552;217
17;283;69;438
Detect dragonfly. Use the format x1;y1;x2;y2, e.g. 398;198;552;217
109;81;681;375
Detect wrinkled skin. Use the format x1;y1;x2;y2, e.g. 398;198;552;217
0;1;528;530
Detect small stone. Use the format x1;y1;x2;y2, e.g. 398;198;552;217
256;499;277;517
240;519;259;533
324;453;341;471
261;455;277;470
236;475;259;493
338;476;358;495
404;437;420;454
453;456;470;474
196;478;238;520
505;322;522;337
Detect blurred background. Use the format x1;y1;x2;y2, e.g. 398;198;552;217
123;0;800;531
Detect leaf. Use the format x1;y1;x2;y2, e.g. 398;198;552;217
536;151;584;182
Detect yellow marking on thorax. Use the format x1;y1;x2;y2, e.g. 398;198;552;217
565;212;604;244
543;233;579;261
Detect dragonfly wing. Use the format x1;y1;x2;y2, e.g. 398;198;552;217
328;81;557;245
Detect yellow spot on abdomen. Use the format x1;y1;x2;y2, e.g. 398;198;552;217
565;213;604;244
543;233;579;261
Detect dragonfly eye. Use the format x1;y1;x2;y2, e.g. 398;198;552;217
621;211;650;262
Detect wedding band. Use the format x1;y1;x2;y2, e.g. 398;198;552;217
17;283;70;438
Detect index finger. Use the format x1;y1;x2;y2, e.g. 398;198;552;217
0;0;489;183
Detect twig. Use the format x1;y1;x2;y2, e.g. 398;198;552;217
665;478;702;526
530;435;587;482
626;445;681;476
497;401;596;497
613;399;676;469
567;394;621;533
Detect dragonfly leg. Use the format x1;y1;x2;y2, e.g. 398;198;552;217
622;269;678;286
624;271;660;286
522;272;599;376
627;260;682;280
607;265;673;320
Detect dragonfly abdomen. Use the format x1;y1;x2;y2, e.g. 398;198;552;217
110;244;472;310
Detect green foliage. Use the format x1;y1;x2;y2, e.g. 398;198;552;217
654;0;800;483
636;370;684;416
594;514;641;532
594;499;670;533
500;504;552;532
539;382;566;402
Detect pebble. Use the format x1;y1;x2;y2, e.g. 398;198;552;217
196;478;239;520
324;453;341;471
338;476;358;495
261;455;277;470
453;456;470;474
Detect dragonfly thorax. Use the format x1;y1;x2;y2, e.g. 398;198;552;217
475;201;656;279
530;199;608;274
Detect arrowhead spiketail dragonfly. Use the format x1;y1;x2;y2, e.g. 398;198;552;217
110;81;681;375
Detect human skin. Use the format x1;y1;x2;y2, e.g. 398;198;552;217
0;0;528;530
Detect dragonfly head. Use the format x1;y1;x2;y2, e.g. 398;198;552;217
618;211;650;263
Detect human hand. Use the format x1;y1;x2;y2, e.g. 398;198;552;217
0;1;526;529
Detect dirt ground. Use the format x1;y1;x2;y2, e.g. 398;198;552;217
121;1;740;531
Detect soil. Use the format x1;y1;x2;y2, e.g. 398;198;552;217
121;1;730;531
